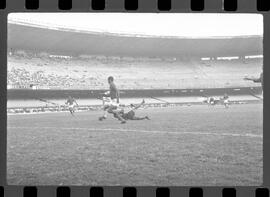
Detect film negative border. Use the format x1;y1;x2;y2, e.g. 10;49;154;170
0;0;269;11
0;0;270;197
0;186;269;197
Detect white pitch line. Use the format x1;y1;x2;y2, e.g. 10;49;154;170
7;126;262;138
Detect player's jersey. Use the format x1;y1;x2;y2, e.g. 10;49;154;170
103;96;111;103
110;82;118;99
209;97;214;103
66;98;75;105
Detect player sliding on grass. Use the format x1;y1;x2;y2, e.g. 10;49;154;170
113;99;150;122
65;96;79;116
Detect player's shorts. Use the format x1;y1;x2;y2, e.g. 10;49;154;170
103;98;118;107
68;104;75;109
103;96;111;103
224;99;229;104
110;98;119;107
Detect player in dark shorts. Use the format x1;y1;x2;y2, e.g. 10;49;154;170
65;96;78;116
113;99;150;121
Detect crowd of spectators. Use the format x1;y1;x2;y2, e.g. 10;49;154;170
7;50;263;90
7;67;103;89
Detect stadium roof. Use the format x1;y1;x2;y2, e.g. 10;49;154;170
8;21;263;58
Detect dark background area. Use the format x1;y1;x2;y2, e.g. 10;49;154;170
7;87;262;100
0;0;269;196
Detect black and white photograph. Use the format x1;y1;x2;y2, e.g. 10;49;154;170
7;13;263;186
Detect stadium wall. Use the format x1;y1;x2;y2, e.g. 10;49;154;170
7;87;262;100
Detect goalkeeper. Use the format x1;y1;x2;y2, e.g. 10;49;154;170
113;99;150;121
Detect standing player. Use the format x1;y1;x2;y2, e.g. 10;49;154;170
221;93;229;108
65;96;79;116
99;76;122;121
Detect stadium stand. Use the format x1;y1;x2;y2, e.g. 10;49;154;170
7;19;263;90
7;51;262;90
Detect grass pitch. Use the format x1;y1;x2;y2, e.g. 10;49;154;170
7;103;263;186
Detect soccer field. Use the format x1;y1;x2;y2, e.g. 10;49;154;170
7;103;263;186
